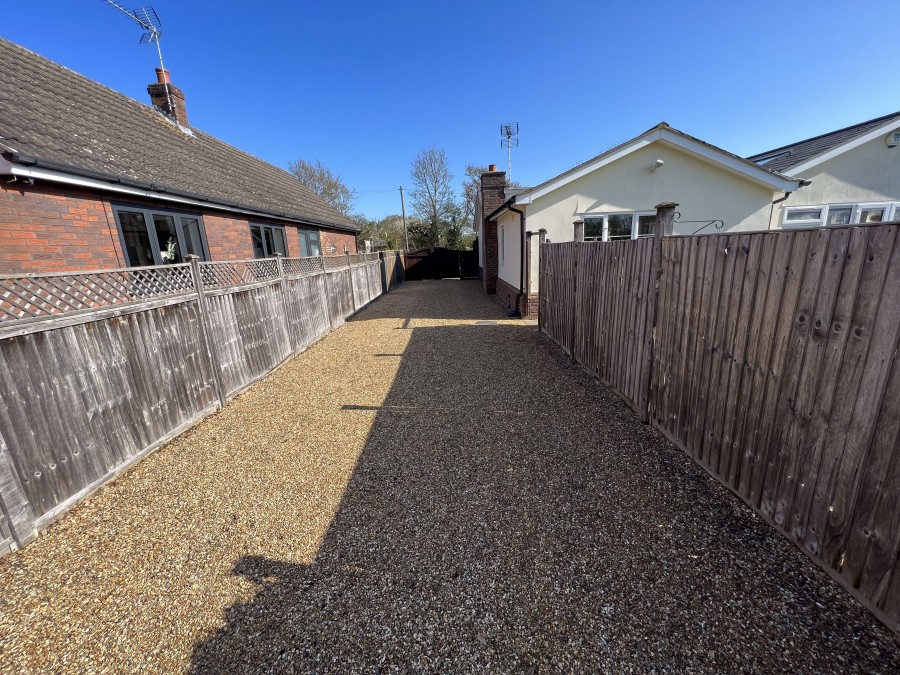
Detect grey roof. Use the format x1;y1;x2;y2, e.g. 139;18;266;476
747;111;900;173
0;38;357;232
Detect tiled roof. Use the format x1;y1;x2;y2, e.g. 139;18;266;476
0;38;357;232
747;111;900;173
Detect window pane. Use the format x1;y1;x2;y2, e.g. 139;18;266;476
119;210;155;267
584;217;603;240
309;231;321;257
638;214;657;237
263;227;276;257
152;214;182;264
786;208;822;221
827;207;852;226
298;231;309;257
250;225;265;258
272;227;287;256
607;214;632;239
179;216;205;258
859;208;884;224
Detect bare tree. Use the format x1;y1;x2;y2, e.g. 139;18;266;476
410;146;456;247
288;159;357;216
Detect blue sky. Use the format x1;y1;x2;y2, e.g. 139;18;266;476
3;1;895;219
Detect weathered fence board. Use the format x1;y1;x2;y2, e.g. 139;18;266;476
0;254;402;554
539;224;900;632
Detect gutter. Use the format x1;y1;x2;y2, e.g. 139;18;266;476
0;151;360;234
767;179;812;229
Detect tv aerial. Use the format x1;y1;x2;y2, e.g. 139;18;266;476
104;1;176;120
500;122;519;182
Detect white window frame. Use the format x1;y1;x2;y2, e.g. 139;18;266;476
579;211;656;242
782;201;900;229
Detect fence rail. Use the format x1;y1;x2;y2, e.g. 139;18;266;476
539;223;900;633
0;251;406;554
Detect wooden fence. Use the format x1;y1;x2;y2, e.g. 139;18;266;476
0;251;404;555
539;223;900;633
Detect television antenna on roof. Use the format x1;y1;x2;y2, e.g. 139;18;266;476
103;1;177;121
500;122;519;182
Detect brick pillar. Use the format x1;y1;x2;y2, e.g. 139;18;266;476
480;165;506;294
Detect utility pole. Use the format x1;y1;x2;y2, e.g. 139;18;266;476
399;185;409;252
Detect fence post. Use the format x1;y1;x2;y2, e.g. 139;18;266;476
188;255;227;409
320;254;334;329
378;251;386;293
538;229;547;331
274;252;292;335
363;254;373;302
641;201;678;424
347;251;358;313
573;219;585;242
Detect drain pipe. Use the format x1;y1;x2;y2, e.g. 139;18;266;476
509;205;526;317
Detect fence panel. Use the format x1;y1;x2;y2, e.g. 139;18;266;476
0;252;403;554
538;242;576;355
0;299;216;525
539;223;900;631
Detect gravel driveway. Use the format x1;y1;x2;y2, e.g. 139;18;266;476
0;280;897;673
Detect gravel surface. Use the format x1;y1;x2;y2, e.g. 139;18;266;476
0;280;898;674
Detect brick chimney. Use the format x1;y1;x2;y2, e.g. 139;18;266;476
148;68;189;127
480;164;507;294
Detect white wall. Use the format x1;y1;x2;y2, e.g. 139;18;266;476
496;209;521;289
772;136;900;226
522;141;778;294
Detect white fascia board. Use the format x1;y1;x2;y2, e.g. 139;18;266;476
515;129;800;205
0;159;341;229
490;206;511;220
657;129;802;192
785;118;900;175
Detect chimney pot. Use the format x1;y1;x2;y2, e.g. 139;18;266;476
155;67;170;84
488;164;497;172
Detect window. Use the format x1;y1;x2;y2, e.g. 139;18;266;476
579;211;658;242
114;206;209;267
783;202;900;228
298;229;322;257
250;223;287;258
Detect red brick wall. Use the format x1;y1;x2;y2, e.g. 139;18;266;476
0;181;357;273
495;276;537;317
0;182;125;273
480;170;506;294
320;230;357;255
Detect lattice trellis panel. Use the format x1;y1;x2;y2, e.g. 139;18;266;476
0;265;195;322
324;256;350;271
199;259;279;289
283;257;324;277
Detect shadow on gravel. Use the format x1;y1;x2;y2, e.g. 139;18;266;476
348;279;509;321
190;324;900;673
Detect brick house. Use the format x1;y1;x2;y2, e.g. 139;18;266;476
0;38;358;274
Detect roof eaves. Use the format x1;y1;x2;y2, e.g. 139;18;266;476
1;150;360;233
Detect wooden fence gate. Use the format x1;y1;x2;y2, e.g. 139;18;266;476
539;223;900;634
404;247;478;281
